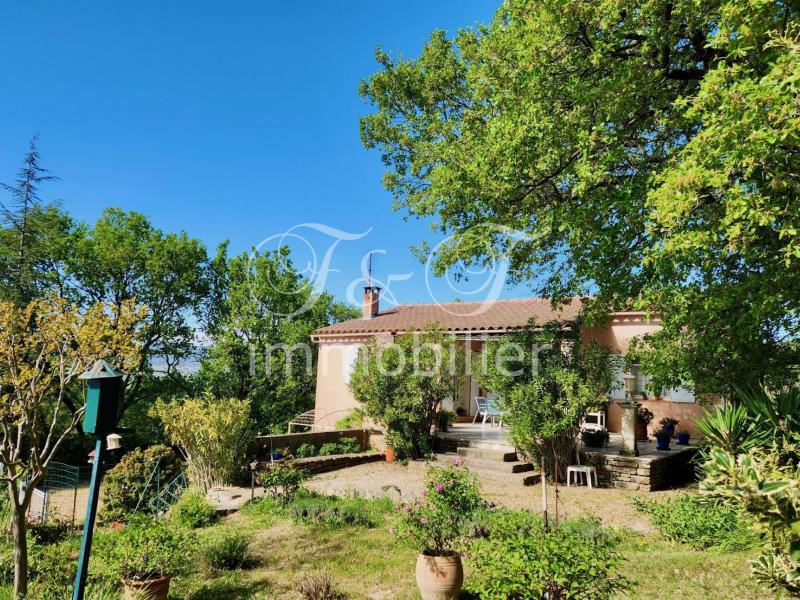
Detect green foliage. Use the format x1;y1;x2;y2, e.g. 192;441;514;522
199;244;359;434
101;445;182;522
336;437;361;453
396;462;483;555
334;409;364;430
289;495;392;529
466;510;627;599
630;494;758;551
101;516;193;581
318;443;341;456
26;516;72;546
295;443;318;458
170;489;219;529
696;404;764;455
349;327;465;459
703;447;800;593
637;407;654;425
580;429;608;448
202;532;252;570
259;464;309;504
154;393;253;492
361;0;800;396
480;325;616;481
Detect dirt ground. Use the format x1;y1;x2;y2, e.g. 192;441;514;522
305;460;687;532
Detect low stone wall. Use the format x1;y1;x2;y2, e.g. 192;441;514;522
255;451;385;475
250;429;371;460
583;446;698;491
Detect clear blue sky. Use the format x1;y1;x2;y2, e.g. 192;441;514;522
0;1;528;310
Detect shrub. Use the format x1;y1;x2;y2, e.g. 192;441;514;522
348;329;465;459
466;510;628;599
580;429;609;448
289;495;392;528
259;464;309;504
336;437;361;453
396;461;484;555
154;393;254;492
318;443;341;456
203;532;252;570
27;515;72;545
295;443;318;458
637;406;654;425
170;489;218;529
630;493;758;551
298;572;345;600
334;409;364;430
102;516;193;581
101;444;182;522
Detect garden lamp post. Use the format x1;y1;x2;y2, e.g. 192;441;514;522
73;360;123;600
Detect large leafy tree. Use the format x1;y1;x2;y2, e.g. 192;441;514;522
360;0;800;395
200;245;359;433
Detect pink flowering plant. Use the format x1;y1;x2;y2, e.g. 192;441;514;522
395;460;484;556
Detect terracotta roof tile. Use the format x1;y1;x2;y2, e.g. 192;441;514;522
313;297;583;336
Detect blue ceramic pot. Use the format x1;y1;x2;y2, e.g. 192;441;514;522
677;432;690;445
656;437;670;451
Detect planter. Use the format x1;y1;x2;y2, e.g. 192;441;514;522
656;437;671;451
415;553;463;600
272;452;283;460
677;432;691;445
123;576;171;600
661;423;676;436
635;422;649;441
385;447;396;463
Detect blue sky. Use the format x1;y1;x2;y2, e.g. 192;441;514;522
0;1;528;310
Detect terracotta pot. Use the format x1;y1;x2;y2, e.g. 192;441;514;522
635;422;649;441
123;576;171;600
385;447;396;463
415;553;463;600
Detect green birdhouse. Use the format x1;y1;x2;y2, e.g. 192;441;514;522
79;360;122;436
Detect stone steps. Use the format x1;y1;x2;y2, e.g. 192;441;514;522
437;451;540;486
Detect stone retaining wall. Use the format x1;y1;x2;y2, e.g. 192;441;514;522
257;451;384;475
583;446;698;491
250;428;371;460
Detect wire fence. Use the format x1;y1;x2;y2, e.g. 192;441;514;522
27;462;108;526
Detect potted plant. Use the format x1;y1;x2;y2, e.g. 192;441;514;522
654;429;672;451
660;417;680;436
677;429;691;445
636;406;654;441
580;429;609;449
396;460;483;599
105;516;192;599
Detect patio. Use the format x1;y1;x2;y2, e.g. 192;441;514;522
437;423;698;491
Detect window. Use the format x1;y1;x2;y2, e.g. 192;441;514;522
608;357;695;403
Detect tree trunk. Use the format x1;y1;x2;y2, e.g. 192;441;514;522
12;503;28;598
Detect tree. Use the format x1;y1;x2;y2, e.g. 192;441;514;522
66;208;210;418
199;244;359;433
360;0;800;396
0;295;144;596
349;327;465;458
0;137;75;305
477;323;616;481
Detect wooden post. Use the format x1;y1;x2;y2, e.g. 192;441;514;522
540;456;548;531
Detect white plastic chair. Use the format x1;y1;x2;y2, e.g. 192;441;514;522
581;411;606;432
567;447;598;489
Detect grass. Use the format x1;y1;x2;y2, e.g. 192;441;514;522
0;487;771;599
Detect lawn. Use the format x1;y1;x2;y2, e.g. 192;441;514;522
0;470;770;600
172;492;766;600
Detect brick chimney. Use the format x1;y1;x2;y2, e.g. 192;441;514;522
363;286;381;319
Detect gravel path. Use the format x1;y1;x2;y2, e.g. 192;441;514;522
306;460;687;532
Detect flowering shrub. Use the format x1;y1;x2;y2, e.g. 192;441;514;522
395;461;483;556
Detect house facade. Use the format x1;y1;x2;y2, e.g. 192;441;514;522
310;287;709;436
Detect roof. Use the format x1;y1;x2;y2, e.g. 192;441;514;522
313;297;583;337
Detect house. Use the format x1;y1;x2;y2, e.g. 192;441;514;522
310;286;708;435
